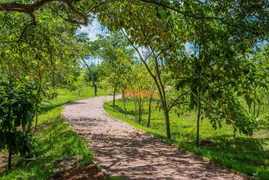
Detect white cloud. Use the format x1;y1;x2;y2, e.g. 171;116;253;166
76;19;107;41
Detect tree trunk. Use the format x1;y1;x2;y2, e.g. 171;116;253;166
196;91;201;146
138;97;143;123
91;70;97;96
7;108;12;170
82;59;97;96
134;98;138;121
160;86;171;139
147;95;153;128
93;83;97;96
122;90;127;117
113;84;117;108
163;106;171;139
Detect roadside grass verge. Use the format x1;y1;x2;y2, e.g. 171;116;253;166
103;99;269;180
0;86;111;179
0;120;93;180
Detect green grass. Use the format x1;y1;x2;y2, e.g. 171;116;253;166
0;120;93;180
103;99;269;180
0;86;112;179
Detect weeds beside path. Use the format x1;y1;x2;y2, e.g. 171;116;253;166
62;95;248;180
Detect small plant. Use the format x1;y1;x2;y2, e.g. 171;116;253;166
0;77;38;169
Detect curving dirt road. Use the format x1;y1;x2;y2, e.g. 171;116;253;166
62;95;248;180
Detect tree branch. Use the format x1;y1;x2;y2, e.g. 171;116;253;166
66;1;88;25
138;0;224;21
0;0;89;25
168;90;190;111
121;29;165;104
0;0;52;12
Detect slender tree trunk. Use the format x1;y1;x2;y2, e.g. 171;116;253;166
134;98;138;121
156;88;171;139
122;90;127;117
160;86;171;139
138;97;142;123
91;71;97;96
82;59;97;96
196;91;201;146
113;84;117;108
93;83;97;96
7;107;12;170
163;106;171;139
122;30;171;138
147;87;155;128
147;95;153;128
155;58;171;139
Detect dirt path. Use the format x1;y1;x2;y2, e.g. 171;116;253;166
62;95;248;180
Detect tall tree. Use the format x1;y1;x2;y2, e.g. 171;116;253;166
0;2;86;130
98;1;189;139
92;32;134;107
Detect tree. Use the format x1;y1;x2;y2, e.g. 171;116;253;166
1;1;269;42
173;17;260;144
238;46;269;118
123;62;156;123
97;0;266;140
83;63;99;96
0;3;90;168
0;7;84;127
0;0;93;25
97;1;190;139
0;77;37;169
92;32;134;108
1;0;269;148
75;33;99;96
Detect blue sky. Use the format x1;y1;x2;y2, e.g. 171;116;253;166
76;19;107;41
76;19;107;65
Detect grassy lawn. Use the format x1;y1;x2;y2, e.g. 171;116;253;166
0;86;112;180
103;99;269;180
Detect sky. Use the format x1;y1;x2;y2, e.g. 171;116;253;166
76;19;194;66
76;19;107;65
76;19;107;41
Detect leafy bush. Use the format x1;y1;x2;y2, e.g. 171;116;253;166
0;77;39;169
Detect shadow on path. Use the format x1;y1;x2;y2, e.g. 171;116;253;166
63;96;248;180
